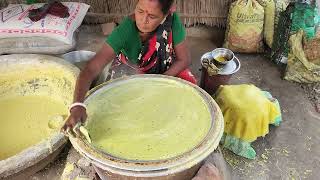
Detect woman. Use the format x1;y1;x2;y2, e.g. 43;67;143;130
62;1;222;178
63;0;196;131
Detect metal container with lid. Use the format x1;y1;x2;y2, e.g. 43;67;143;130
200;48;241;95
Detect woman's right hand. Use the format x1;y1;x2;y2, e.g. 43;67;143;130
60;43;116;134
61;106;87;134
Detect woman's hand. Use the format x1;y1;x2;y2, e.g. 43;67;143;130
61;106;87;133
61;43;116;134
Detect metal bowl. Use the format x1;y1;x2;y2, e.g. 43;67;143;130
61;50;112;86
211;48;235;65
61;50;96;70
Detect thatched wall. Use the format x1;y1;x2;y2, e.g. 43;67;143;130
0;0;233;27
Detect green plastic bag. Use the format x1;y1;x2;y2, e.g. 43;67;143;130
274;0;290;30
291;3;318;39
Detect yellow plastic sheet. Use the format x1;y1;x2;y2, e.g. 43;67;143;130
215;84;280;142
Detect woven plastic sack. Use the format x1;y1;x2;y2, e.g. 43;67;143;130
291;3;318;39
303;34;320;63
303;3;320;62
0;2;89;44
257;0;276;48
0;35;76;55
284;30;320;83
223;0;265;53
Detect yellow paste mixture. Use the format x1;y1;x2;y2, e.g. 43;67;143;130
86;79;212;161
0;95;67;160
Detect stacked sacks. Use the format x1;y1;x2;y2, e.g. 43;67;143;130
223;0;291;52
215;84;281;159
0;2;89;55
258;0;290;48
271;1;320;65
275;2;320;83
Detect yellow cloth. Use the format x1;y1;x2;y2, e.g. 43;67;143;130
215;84;280;142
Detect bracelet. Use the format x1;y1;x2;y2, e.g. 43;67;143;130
69;102;87;112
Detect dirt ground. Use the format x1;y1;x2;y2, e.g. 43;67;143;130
28;27;320;180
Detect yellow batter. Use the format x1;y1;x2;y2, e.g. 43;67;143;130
215;56;227;63
86;79;212;161
0;95;67;160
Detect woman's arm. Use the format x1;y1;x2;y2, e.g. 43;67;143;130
73;43;116;103
62;43;116;131
164;40;191;76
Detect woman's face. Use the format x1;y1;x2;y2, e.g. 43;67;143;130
135;0;166;33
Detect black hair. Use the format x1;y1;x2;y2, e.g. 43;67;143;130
158;0;174;14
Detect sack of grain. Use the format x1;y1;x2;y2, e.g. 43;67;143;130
0;2;89;44
223;0;265;53
257;0;276;48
